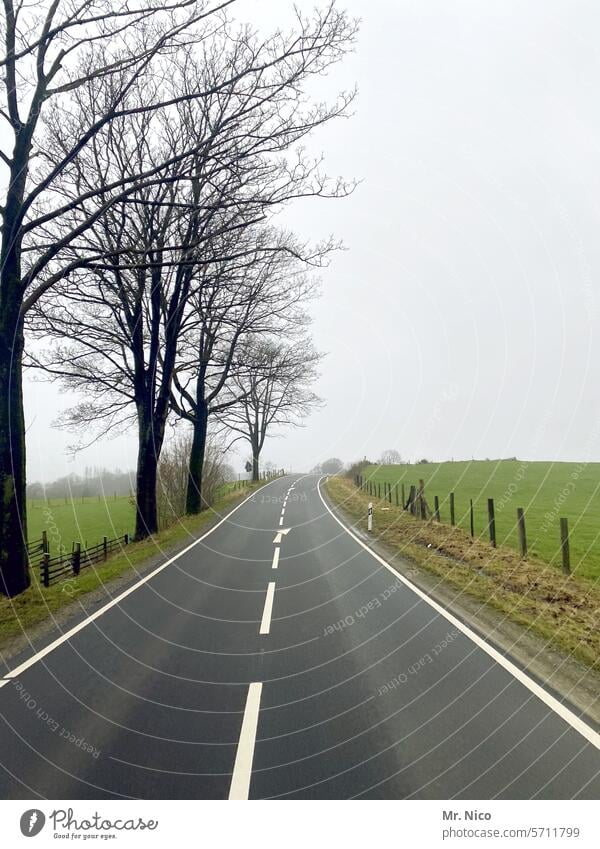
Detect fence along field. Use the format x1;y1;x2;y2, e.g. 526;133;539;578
360;459;600;580
25;477;269;587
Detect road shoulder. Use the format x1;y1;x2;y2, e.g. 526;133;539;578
322;476;600;728
0;482;270;670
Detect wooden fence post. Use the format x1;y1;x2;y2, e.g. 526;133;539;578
470;499;474;537
449;492;455;526
487;498;496;547
394;485;399;507
378;483;381;499
124;533;130;546
103;536;108;561
560;518;570;575
72;542;81;576
411;485;418;516
401;483;406;509
434;496;440;521
387;483;392;504
517;508;527;558
42;530;48;553
418;479;428;519
42;553;50;588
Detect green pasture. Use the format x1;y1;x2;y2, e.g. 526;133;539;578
27;495;135;554
26;480;248;555
361;460;600;579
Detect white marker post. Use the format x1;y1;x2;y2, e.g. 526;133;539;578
367;502;373;532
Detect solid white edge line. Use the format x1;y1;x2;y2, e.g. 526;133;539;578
228;682;263;800
317;478;600;751
272;548;280;570
259;582;276;635
2;479;283;684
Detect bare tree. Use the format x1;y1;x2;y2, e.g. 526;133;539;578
24;6;356;552
170;228;321;510
379;449;402;465
320;457;344;475
220;337;322;481
0;0;308;595
156;430;229;528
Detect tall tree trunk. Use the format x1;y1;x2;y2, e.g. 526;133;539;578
135;434;160;539
252;443;260;482
134;411;164;539
0;132;39;595
0;310;29;596
186;400;209;514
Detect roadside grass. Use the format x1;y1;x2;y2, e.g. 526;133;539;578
1;482;262;649
326;476;600;669
362;460;600;580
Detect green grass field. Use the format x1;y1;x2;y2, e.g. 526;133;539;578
361;460;600;580
27;495;135;555
26;481;246;556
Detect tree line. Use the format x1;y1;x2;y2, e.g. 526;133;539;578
0;0;357;596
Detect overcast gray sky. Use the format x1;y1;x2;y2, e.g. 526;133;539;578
24;0;600;481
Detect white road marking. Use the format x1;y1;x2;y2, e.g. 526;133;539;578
0;481;282;685
273;529;290;544
271;548;280;570
0;679;10;689
317;478;600;751
228;682;263;800
278;516;284;526
259;582;276;635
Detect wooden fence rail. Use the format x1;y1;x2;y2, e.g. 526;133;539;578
40;533;130;588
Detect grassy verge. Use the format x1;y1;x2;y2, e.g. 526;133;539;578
326;476;600;669
0;482;264;647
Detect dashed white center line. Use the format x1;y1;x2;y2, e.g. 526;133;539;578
259;582;276;634
271;547;280;570
278;516;284;526
228;682;263;800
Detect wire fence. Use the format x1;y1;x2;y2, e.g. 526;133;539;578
354;474;573;575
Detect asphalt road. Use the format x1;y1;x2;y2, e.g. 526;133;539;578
0;474;598;799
